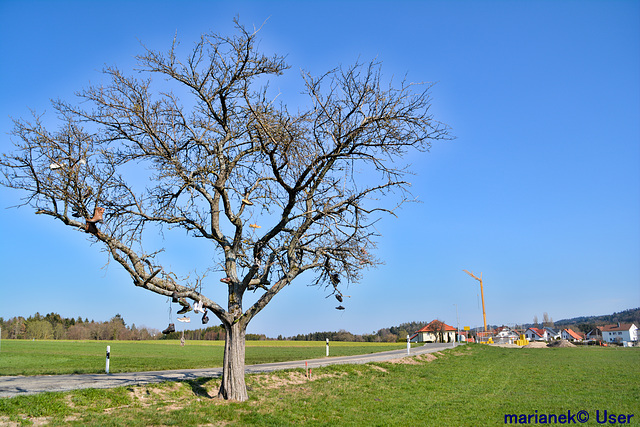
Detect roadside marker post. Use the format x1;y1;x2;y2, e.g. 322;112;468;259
106;346;110;374
407;334;410;355
326;338;329;357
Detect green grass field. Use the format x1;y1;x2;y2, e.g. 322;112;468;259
1;344;638;426
0;339;418;376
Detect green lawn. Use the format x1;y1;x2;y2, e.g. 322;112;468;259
0;339;418;376
1;344;638;426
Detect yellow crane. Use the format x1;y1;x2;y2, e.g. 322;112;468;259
463;270;487;334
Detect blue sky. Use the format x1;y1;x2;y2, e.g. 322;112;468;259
1;1;638;337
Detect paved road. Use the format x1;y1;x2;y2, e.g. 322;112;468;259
0;343;456;398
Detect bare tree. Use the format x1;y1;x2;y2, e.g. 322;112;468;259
542;312;554;328
1;21;450;401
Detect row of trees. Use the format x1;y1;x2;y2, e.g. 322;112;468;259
0;313;158;341
532;312;555;329
1;312;430;343
160;327;266;341
283;329;398;342
280;320;431;342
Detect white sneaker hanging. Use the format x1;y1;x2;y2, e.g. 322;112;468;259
177;316;191;323
193;301;203;313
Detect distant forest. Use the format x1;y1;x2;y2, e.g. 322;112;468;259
0;313;263;341
0;312;427;342
279;320;432;342
550;307;640;333
1;308;637;341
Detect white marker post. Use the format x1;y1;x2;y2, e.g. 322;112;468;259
326;338;329;357
106;346;110;374
407;334;410;355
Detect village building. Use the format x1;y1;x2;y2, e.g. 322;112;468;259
543;327;561;340
410;320;457;343
601;323;638;345
585;326;604;343
561;328;583;342
493;326;519;343
524;327;548;341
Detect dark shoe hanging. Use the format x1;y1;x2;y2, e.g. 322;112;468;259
177;304;192;314
162;323;175;334
202;310;209;324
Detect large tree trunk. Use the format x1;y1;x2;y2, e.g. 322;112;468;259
218;321;248;401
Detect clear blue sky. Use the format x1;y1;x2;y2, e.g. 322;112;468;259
1;1;638;337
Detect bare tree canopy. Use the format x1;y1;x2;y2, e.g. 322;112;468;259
1;20;450;401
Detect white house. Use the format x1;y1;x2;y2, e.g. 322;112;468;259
493;326;519;343
524;327;547;341
410;320;457;343
601;323;638;344
544;327;561;340
561;328;583;342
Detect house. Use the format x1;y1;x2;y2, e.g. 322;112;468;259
585;326;603;343
544;327;561;341
524;327;547;341
601;323;638;344
410;320;457;343
561;328;583;342
493;326;519;343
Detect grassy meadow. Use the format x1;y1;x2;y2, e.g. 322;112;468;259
1;344;638;426
0;339;419;376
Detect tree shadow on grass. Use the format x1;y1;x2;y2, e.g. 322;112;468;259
184;378;217;399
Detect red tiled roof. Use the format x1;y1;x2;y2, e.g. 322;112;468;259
527;327;546;337
601;323;637;332
416;320;457;333
564;329;582;340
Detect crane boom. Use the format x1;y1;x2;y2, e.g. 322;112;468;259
463;269;487;333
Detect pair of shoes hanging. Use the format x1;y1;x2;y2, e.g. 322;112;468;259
193;300;204;314
336;305;345;310
220;277;231;284
162;323;175;334
177;316;190;323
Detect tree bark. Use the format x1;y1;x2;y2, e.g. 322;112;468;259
218;320;249;401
